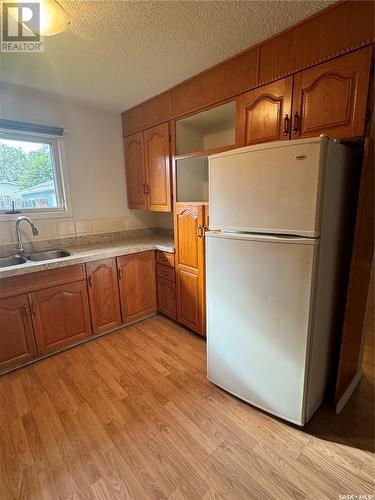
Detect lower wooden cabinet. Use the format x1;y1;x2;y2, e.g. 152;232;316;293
176;268;201;331
0;294;37;373
86;258;122;334
0;250;175;375
174;204;206;336
157;277;176;320
156;260;176;321
29;281;92;354
117;251;157;323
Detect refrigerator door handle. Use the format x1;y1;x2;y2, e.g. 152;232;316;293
207;231;319;245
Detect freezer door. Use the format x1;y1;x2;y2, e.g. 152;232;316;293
209;139;325;237
206;232;318;425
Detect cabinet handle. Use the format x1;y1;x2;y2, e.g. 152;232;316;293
117;268;122;281
22;304;28;318
143;184;150;194
282;114;290;135
88;275;92;288
292;112;299;134
197;225;203;239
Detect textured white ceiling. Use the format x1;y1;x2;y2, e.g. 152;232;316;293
0;0;334;112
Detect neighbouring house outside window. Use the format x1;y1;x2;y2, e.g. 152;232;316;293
0;120;71;218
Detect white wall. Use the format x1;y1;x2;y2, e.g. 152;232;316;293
0;83;172;245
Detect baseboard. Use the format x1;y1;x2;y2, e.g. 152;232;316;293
335;369;363;413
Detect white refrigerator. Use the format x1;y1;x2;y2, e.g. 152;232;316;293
206;136;357;425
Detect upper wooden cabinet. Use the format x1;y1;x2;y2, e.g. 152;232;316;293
117;251;157;323
258;1;374;84
174;204;206;336
29;281;92;355
124;132;148;210
291;47;373;139
86;258;122;335
238;77;293;146
124;123;171;212
144;123;172;212
122;3;374;136
122;91;172;137
0;294;37;373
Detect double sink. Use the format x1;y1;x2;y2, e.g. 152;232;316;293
0;250;72;269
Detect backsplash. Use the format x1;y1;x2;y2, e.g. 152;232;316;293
0;227;173;258
0;213;171;248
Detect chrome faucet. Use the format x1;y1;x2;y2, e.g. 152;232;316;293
16;216;39;255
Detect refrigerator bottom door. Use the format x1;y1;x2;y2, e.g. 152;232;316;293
206;232;318;425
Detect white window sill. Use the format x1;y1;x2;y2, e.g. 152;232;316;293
0;209;73;222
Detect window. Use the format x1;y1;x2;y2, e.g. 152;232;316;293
0;123;71;218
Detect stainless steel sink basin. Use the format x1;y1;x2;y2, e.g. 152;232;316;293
0;255;27;268
26;249;72;262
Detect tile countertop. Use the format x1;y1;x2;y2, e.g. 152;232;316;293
0;236;174;279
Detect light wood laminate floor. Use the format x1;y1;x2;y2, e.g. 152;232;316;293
0;313;373;499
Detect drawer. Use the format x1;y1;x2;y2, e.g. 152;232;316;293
156;251;175;268
157;264;175;282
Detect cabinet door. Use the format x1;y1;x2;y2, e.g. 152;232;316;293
292;46;372;139
238;77;293;145
0;295;37;373
157;277;176;320
86;258;122;335
174;204;206;335
144;123;172;212
117;251;157;323
124;132;148;210
29;281;92;354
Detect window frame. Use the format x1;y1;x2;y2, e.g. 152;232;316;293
0;128;72;221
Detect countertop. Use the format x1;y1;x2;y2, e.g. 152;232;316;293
0;235;174;279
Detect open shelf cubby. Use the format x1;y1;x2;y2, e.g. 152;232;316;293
175;101;236;156
176;156;209;203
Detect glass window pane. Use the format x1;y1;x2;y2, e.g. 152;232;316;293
0;137;58;210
